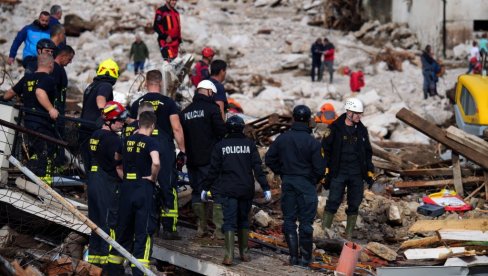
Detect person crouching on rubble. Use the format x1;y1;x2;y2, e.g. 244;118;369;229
202;115;271;266
86;101;127;268
265;105;325;267
321;98;375;240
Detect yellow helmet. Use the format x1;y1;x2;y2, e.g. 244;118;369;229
97;58;119;79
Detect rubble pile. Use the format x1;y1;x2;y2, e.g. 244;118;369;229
354;21;420;50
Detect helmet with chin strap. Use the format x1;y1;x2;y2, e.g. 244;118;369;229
102;101;128;122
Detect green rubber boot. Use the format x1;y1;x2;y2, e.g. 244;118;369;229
345;215;358;240
212;203;225;240
238;229;251;262
192;203;207;238
321;211;334;230
222;231;235;266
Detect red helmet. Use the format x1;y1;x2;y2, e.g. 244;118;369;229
202;47;214;58
103;101;129;122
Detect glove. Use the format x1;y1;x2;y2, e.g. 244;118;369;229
264;190;271;202
321;168;331;190
176;151;186;171
201;190;209;202
366;171;376;188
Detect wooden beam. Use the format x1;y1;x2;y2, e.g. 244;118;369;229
445;126;488;156
409;219;488;233
399;235;441;249
438;230;488;242
372;143;412;169
399;168;473;177
404;247;466;260
451;153;464;195
396;108;488;169
394;176;483;188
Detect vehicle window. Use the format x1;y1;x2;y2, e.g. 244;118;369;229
460;86;477;116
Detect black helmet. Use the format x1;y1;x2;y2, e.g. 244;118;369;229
292;105;311;122
36;39;56;51
226;115;245;133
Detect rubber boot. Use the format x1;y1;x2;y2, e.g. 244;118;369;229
222;231;235;266
238;229;251;262
299;235;313;267
321;211;334;229
192;203;207;238
212;203;225;240
345;215;358;240
285;233;299;265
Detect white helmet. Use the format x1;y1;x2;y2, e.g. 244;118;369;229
344;98;364;113
197;80;217;93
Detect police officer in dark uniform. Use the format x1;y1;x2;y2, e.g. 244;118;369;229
265;105;325;267
79;58;119;174
180;80;226;239
107;111;160;276
129;70;186;240
321;98;374;240
201;115;271;265
86;101;127;268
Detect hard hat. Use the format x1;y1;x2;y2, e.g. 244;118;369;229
202;47;215;58
344;98;364;113
36;39;56;51
97;58;119;79
226;115;245;133
320;103;335;112
197;80;217;93
228;98;244;113
292;105;312;122
103;101;128;121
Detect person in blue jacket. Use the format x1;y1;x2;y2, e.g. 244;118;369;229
8;11;51;73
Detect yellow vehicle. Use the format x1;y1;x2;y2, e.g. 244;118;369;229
454;74;488;137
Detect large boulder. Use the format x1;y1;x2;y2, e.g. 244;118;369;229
64;14;96;37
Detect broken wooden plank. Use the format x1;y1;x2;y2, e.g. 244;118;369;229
394;176;483;188
451;153;464;195
399;168;473;177
446;126;488;156
409;219;488;233
438;230;488;242
404;247;465;260
372;143;413;169
399;235;441;249
365;242;398;261
396;108;488;169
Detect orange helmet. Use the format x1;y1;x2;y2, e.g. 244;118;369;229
202;47;215;58
228;98;243;113
320;103;335;112
315;103;337;125
103;101;129;122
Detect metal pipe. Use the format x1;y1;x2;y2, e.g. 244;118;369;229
0;118;68;147
8;156;156;276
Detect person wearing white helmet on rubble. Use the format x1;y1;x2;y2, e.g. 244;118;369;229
320;98;375;240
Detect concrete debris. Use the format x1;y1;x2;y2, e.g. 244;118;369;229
366;242;398;261
253;210;273;227
355;21;420;50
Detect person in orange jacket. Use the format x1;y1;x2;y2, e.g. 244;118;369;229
314;103;337;125
344;66;365;94
153;0;181;61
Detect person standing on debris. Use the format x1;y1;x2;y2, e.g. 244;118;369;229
310;38;323;82
420;45;440;99
202;115;271;266
209;59;228;119
129;34;149;74
321;98;374;240
106;111;160;276
86;101;127;269
190;47;214;87
467;41;481;74
79;58;119;173
154;0;181;61
8;11;51;72
49;5;63;26
320;38;335;83
180;80;226;239
343;66;365;94
129;69;186;240
265;105;325;267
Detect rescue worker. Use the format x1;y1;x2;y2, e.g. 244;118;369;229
123;102;154;140
49;5;63;26
310;38;323;82
22;38;57;73
314;102;337;125
153;0;181;60
320;38;335;83
190;47;214;87
265;105;324;267
107;111;160;276
8;11;51;72
79;58;119;173
227;98;243;114
321;98;374;240
49;24;66;54
344;66;365;94
202;115;271;265
209;59;228;119
87;101;127;268
180;80;226;239
129;69;186;240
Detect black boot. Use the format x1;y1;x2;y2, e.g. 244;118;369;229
299;235;313;267
285;233;299;265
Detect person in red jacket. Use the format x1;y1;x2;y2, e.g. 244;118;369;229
153;0;181;61
190;47;214;87
344;67;365;94
320;38;335;83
